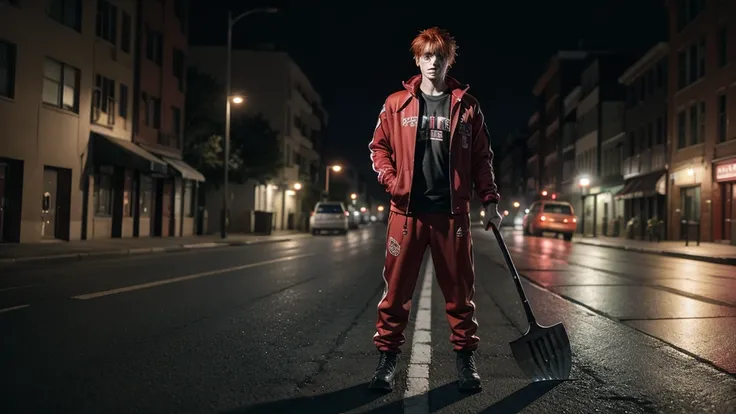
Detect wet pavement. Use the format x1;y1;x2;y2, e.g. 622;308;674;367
481;228;736;375
1;224;735;413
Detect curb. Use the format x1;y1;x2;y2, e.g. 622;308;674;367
0;236;302;266
574;240;736;266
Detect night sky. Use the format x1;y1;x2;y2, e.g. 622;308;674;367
189;0;667;198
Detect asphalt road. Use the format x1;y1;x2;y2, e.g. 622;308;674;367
0;225;735;413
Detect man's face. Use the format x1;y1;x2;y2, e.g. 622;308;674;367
416;50;449;81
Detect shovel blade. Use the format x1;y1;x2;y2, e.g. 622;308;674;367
510;321;572;382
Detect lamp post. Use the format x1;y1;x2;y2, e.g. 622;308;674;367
221;7;278;239
324;165;341;199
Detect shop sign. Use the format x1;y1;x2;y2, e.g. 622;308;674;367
715;160;736;182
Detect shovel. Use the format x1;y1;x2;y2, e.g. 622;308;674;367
489;223;572;381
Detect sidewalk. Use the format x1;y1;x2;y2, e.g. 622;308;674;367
573;235;736;265
0;231;307;265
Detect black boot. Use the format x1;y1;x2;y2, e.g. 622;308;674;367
456;350;482;391
369;351;400;391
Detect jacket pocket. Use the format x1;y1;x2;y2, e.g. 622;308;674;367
390;169;411;206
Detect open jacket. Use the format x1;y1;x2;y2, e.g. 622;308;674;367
369;74;500;215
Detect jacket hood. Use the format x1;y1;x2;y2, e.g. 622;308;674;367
402;74;470;101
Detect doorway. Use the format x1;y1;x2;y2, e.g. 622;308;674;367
42;166;72;240
722;183;735;245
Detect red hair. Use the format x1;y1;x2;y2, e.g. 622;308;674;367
410;27;458;66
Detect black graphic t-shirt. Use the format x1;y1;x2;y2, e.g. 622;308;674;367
410;92;452;213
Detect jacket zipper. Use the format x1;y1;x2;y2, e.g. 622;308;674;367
402;98;418;235
448;96;461;215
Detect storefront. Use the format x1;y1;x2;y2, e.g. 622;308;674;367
713;158;736;245
615;170;667;239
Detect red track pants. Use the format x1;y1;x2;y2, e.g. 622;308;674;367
373;210;479;353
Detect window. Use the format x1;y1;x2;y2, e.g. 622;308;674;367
717;27;728;68
678;110;687;149
689;104;698;145
42;58;79;113
316;204;344;214
183;180;194;217
718;93;727;142
142;93;160;128
679;38;706;89
543;203;573;215
678;51;687;89
172;106;181;137
145;25;163;65
46;0;81;32
121;12;131;53
94;74;115;113
680;186;701;222
677;0;705;31
119;83;128;118
0;40;16;99
173;48;185;92
95;0;117;45
94;167;113;216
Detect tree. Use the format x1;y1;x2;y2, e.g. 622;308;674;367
183;67;281;189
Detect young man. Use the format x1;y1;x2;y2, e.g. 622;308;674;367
367;27;503;392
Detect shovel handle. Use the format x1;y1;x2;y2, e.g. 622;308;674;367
490;223;537;325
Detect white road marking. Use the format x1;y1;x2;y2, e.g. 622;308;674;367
404;262;433;413
71;254;315;300
0;304;30;314
0;284;37;293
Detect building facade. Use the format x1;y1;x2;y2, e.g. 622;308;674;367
0;0;200;244
666;0;736;244
617;42;669;240
188;47;327;232
528;51;591;209
575;54;633;237
497;130;528;222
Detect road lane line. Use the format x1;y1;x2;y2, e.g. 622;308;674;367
71;253;315;300
0;304;30;314
0;284;37;293
404;262;433;414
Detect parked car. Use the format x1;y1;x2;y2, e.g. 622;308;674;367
310;202;349;235
522;200;577;241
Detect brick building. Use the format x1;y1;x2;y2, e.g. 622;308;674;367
666;0;736;244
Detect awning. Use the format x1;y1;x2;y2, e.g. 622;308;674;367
162;156;206;182
615;171;665;200
91;133;168;174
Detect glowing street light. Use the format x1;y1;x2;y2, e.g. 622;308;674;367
503;210;509;216
360;207;367;213
541;190;548;196
324;164;343;196
350;193;357;200
513;201;520;208
579;177;591;187
377;205;384;212
293;182;302;190
231;96;244;104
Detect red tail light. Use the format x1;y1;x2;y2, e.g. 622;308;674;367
539;215;546;221
344;211;349;217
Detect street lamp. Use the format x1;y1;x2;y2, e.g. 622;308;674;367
377;205;384;212
221;7;278;239
513;201;520;208
293;182;302;191
324;164;342;197
350;193;357;200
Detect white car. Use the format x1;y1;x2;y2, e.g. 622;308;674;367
310;202;349;235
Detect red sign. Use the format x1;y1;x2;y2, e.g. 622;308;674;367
715;160;736;182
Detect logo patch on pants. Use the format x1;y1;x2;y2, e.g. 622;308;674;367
388;237;401;256
456;227;464;237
